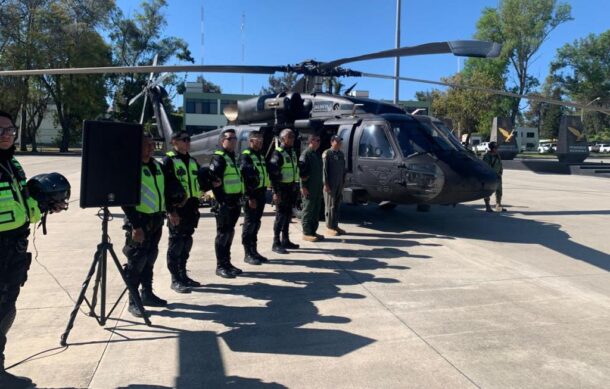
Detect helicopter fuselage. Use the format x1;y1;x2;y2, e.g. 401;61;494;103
187;92;498;207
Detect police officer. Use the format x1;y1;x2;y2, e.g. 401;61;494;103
162;130;202;293
239;132;269;265
209;129;244;278
122;133;174;317
0;111;43;388
299;134;324;242
323;135;347;236
268;128;300;254
482;141;506;212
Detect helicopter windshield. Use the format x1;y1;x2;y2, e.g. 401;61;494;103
432;120;464;149
390;118;458;156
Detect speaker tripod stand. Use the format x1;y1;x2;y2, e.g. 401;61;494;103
60;207;151;346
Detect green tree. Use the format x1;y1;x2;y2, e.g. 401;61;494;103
261;72;298;94
38;1;114;151
475;0;572;122
551;30;610;137
109;0;194;123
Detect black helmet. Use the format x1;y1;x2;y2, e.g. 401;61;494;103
27;172;71;213
488;141;498;150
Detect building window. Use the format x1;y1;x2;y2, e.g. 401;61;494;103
527;132;535;138
185;99;218;115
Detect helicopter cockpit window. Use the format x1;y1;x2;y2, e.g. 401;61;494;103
391;119;458;157
238;129;252;152
358;124;395;159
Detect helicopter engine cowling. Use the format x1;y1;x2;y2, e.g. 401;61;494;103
235;92;310;125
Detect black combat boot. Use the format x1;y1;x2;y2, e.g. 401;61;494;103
0;366;33;389
252;243;268;262
484;199;493;212
281;239;300;250
180;270;202;287
272;237;288;254
141;288;167;307
127;297;149;318
170;274;192;294
216;266;236;279
244;245;262;265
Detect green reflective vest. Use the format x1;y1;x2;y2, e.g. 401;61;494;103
242;149;270;189
166;151;201;198
0;158;41;232
276;146;299;184
214;150;244;195
135;160;165;214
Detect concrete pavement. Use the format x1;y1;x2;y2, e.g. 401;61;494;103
5;155;610;388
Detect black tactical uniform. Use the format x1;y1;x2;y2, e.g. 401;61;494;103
268;143;300;254
239;146;269;265
162;150;201;292
209;147;244;278
0;145;41;388
122;159;169;316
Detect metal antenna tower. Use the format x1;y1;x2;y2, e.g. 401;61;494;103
241;11;245;93
200;4;205;66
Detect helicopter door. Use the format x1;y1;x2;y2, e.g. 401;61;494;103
354;122;401;200
337;125;353;172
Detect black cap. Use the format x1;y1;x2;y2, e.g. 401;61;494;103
171;130;190;141
331;135;343;142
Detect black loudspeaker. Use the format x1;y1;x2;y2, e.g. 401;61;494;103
80;120;143;208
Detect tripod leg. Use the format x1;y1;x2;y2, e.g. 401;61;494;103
108;244;151;326
90;248;103;316
60;250;101;346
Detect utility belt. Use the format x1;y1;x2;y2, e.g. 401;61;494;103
123;212;165;233
0;224;29;244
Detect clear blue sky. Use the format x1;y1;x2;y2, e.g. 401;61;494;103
116;0;608;102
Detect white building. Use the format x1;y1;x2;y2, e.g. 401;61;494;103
182;83;254;135
514;127;539;151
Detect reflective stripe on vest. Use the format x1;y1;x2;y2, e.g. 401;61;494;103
276;147;299;184
135;160;165;214
242;149;270;189
0;158;38;231
166;151;201;198
214;150;244;194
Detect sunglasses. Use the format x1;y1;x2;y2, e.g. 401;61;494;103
225;136;237;141
177;137;191;142
0;127;17;137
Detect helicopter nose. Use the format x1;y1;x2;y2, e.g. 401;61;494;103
433;154;499;204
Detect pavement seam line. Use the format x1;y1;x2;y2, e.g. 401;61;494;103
312;236;482;389
86;302;127;388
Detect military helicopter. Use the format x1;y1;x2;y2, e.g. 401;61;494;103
4;40;608;209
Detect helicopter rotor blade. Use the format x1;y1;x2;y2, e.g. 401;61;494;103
321;40;501;70
149;54;158;83
362;72;610;115
139;92;148;124
128;89;146;106
0;64;287;77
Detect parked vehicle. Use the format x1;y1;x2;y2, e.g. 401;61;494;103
599;144;610;153
588;144;600;153
538;143;554;153
475;142;490;152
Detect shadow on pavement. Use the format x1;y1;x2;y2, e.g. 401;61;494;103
345;203;610;272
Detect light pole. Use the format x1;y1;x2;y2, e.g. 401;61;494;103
581;97;600;122
393;0;401;104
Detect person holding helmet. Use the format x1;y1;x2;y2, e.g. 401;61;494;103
482;141;506;212
209;129;244;278
162;130;202;293
268;128;300;254
0;111;45;388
